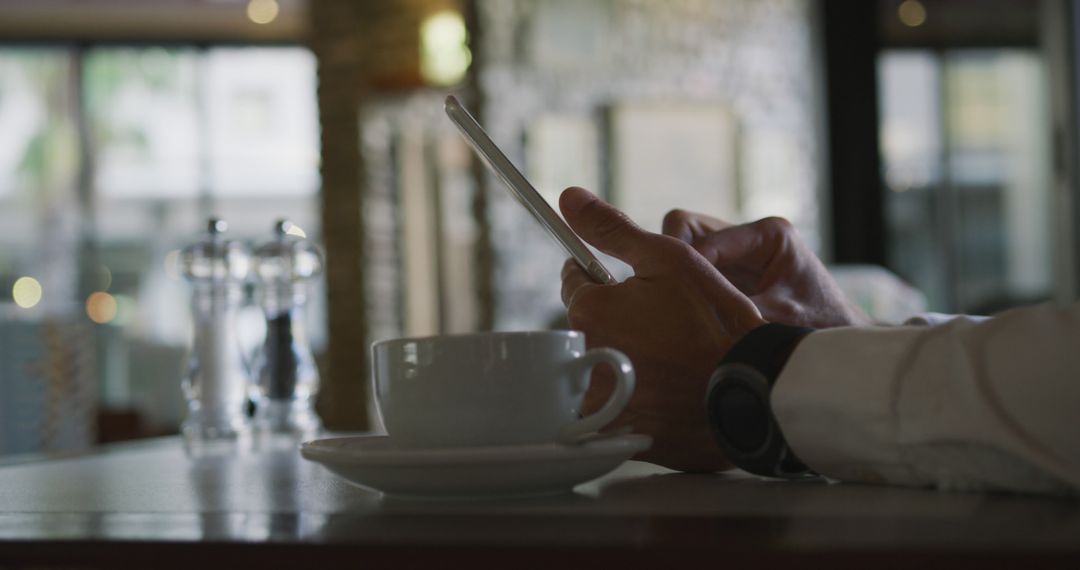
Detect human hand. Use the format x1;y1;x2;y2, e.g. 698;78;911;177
559;187;766;472
661;211;871;328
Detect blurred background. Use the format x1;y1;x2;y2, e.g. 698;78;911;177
1;0;1077;456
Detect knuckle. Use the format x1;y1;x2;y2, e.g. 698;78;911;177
564;287;579;308
560;258;579;279
765;297;804;323
662;209;690;229
566;288;602;329
565;304;590;330
560;284;580;308
757;216;794;236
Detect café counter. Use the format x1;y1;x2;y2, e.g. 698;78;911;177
0;437;1077;568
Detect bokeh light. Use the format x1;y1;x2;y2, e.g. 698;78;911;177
12;277;43;309
421;10;471;86
86;291;118;324
285;224;307;238
898;0;927;28
247;0;279;25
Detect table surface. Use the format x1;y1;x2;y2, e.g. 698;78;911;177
0;437;1077;568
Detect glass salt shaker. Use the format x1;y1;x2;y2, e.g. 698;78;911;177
251;219;324;445
180;218;253;455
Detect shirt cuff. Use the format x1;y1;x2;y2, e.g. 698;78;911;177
904;312;989;327
769;326;928;485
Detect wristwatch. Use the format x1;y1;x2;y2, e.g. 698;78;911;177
706;323;817;479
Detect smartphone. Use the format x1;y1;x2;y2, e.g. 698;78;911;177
444;95;616;285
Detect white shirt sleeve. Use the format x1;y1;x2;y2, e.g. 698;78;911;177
771;302;1080;494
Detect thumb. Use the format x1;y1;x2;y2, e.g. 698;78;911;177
559;187;653;268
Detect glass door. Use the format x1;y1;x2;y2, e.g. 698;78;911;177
879;48;1053;314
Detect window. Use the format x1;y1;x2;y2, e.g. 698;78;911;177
0;45;321;453
879;49;1053;313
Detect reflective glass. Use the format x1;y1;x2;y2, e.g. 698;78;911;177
879;49;1053;314
0;45;323;455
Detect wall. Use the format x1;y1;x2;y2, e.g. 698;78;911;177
476;0;824;329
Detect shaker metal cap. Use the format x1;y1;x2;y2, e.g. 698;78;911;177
252;218;324;283
180;217;252;283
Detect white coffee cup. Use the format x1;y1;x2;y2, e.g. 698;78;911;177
371;330;635;448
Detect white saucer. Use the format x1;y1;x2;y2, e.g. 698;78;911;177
300;434;652;500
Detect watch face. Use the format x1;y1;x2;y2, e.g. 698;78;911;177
707;364;813;479
714;383;768;454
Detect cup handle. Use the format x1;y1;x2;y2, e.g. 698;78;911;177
557;348;635;444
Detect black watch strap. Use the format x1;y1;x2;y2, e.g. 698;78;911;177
707;323;815;479
722;322;814;380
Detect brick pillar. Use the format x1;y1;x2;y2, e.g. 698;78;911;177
309;0;468;430
310;0;371;430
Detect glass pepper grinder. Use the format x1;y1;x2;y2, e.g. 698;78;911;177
251;219;324;443
179;218;253;455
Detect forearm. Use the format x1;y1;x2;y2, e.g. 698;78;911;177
771;303;1080;494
